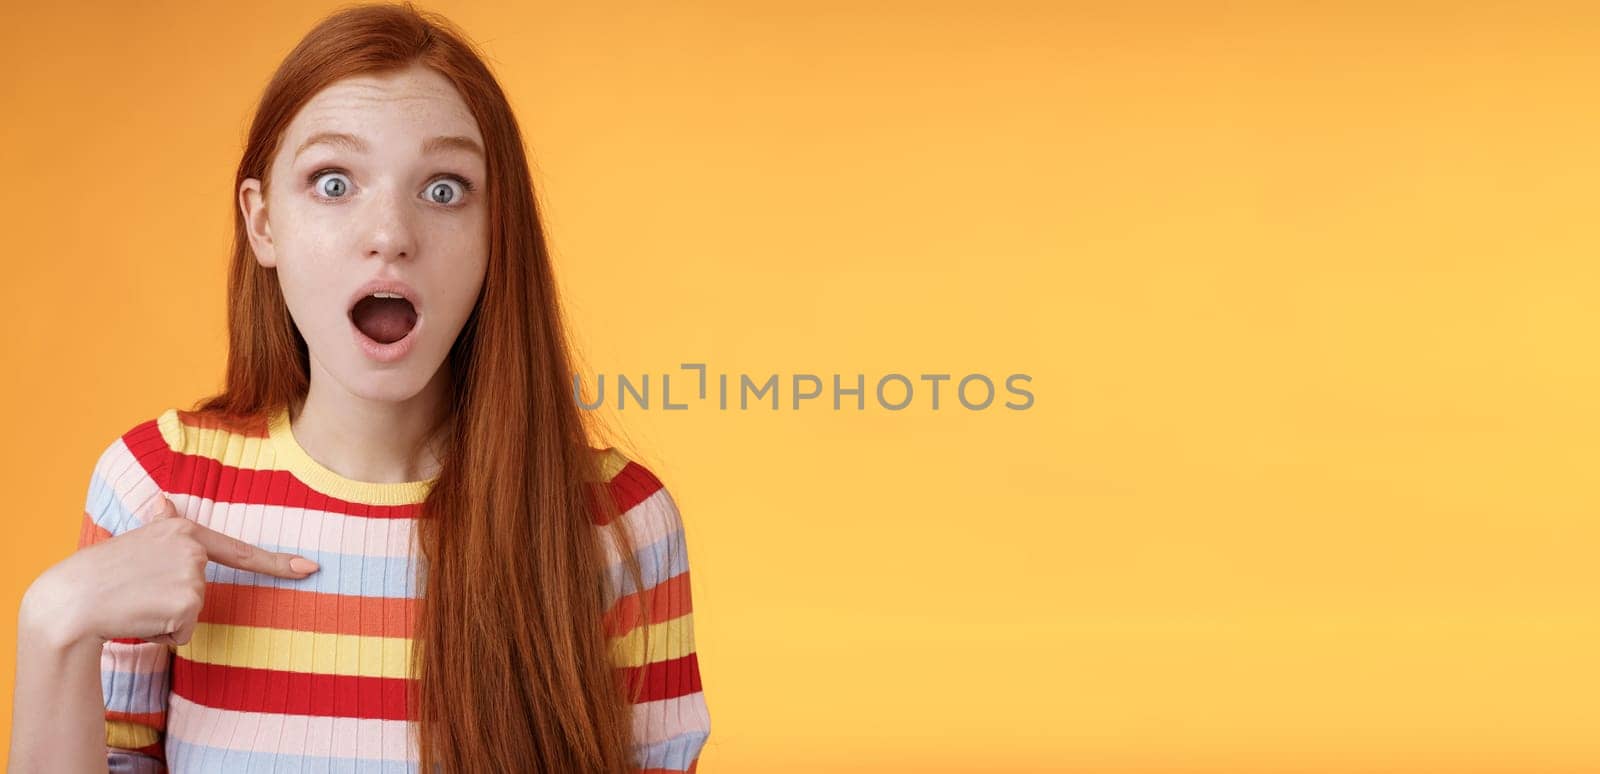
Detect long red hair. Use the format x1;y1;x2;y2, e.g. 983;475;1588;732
193;3;652;771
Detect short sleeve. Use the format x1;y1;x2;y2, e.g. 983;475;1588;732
79;422;175;773
599;459;712;773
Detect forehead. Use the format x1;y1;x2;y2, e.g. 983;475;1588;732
284;65;482;148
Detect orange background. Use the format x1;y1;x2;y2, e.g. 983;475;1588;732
3;1;1598;771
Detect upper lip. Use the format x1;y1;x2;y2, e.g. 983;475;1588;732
347;278;422;319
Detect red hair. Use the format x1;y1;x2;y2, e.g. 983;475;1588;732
195;3;651;771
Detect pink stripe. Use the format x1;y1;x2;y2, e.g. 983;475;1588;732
631;694;712;745
600;489;686;565
166;693;415;760
102;641;170;675
169;493;415;557
102;439;167;525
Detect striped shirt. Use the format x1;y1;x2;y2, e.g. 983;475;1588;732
78;404;710;773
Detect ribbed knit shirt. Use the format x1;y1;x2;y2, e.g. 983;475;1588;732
78;405;710;773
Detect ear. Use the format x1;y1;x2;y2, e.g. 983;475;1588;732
238;177;277;269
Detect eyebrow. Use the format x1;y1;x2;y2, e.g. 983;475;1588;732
293;131;485;161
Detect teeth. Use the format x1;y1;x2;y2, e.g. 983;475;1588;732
371;292;404;299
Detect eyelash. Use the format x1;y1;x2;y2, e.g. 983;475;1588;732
305;167;478;203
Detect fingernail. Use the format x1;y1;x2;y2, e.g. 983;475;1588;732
290;557;319;574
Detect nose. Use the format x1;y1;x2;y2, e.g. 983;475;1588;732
360;183;417;262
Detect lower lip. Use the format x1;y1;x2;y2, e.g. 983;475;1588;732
350;313;422;363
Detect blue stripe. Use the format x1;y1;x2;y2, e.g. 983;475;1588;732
165;733;701;773
634;730;711;771
101;659;169;715
205;543;419;599
107;750;164;774
110;676;708;768
167;737;418;774
606;527;689;604
85;465;143;538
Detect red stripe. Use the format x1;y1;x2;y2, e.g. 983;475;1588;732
173;654;695;718
604;571;695;637
171;656;416;720
165;451;425;518
165;451;660;520
107;709;166;730
120;416;176;491
617;652;703;703
79;512;113;548
200;583;418;638
589;460;665;525
135;410;661;524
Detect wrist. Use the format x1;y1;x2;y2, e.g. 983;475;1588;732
19;568;101;653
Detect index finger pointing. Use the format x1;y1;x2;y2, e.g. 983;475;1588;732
149;495;179;521
187;522;320;578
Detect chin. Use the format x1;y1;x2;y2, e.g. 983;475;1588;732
334;360;441;404
352;380;429;404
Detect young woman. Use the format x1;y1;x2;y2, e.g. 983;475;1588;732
9;4;710;772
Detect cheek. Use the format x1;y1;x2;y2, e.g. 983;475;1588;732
461;254;490;309
428;254;488;323
265;205;328;307
274;255;344;330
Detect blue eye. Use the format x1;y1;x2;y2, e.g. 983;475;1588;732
311;170;351;198
426;178;464;204
305;169;477;205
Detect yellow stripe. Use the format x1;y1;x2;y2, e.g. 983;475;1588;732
178;622;413;679
106;719;158;750
609;611;697;668
183;617;693;675
159;408;283;473
594;447;630;481
156;407;184;452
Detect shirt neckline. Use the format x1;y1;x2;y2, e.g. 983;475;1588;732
264;403;437;506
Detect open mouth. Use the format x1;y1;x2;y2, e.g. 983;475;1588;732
349;292;418;345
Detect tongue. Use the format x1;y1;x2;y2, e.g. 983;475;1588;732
352;296;417;344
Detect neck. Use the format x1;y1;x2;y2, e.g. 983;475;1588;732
291;364;453;484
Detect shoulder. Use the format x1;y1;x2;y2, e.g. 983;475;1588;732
98;406;256;486
585;446;688;540
586;448;698;604
91;408;183;488
80;408;182;544
586;446;668;516
81;405;266;543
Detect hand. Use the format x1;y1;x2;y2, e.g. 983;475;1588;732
22;495;320;650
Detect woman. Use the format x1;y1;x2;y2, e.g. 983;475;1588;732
9;3;711;772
